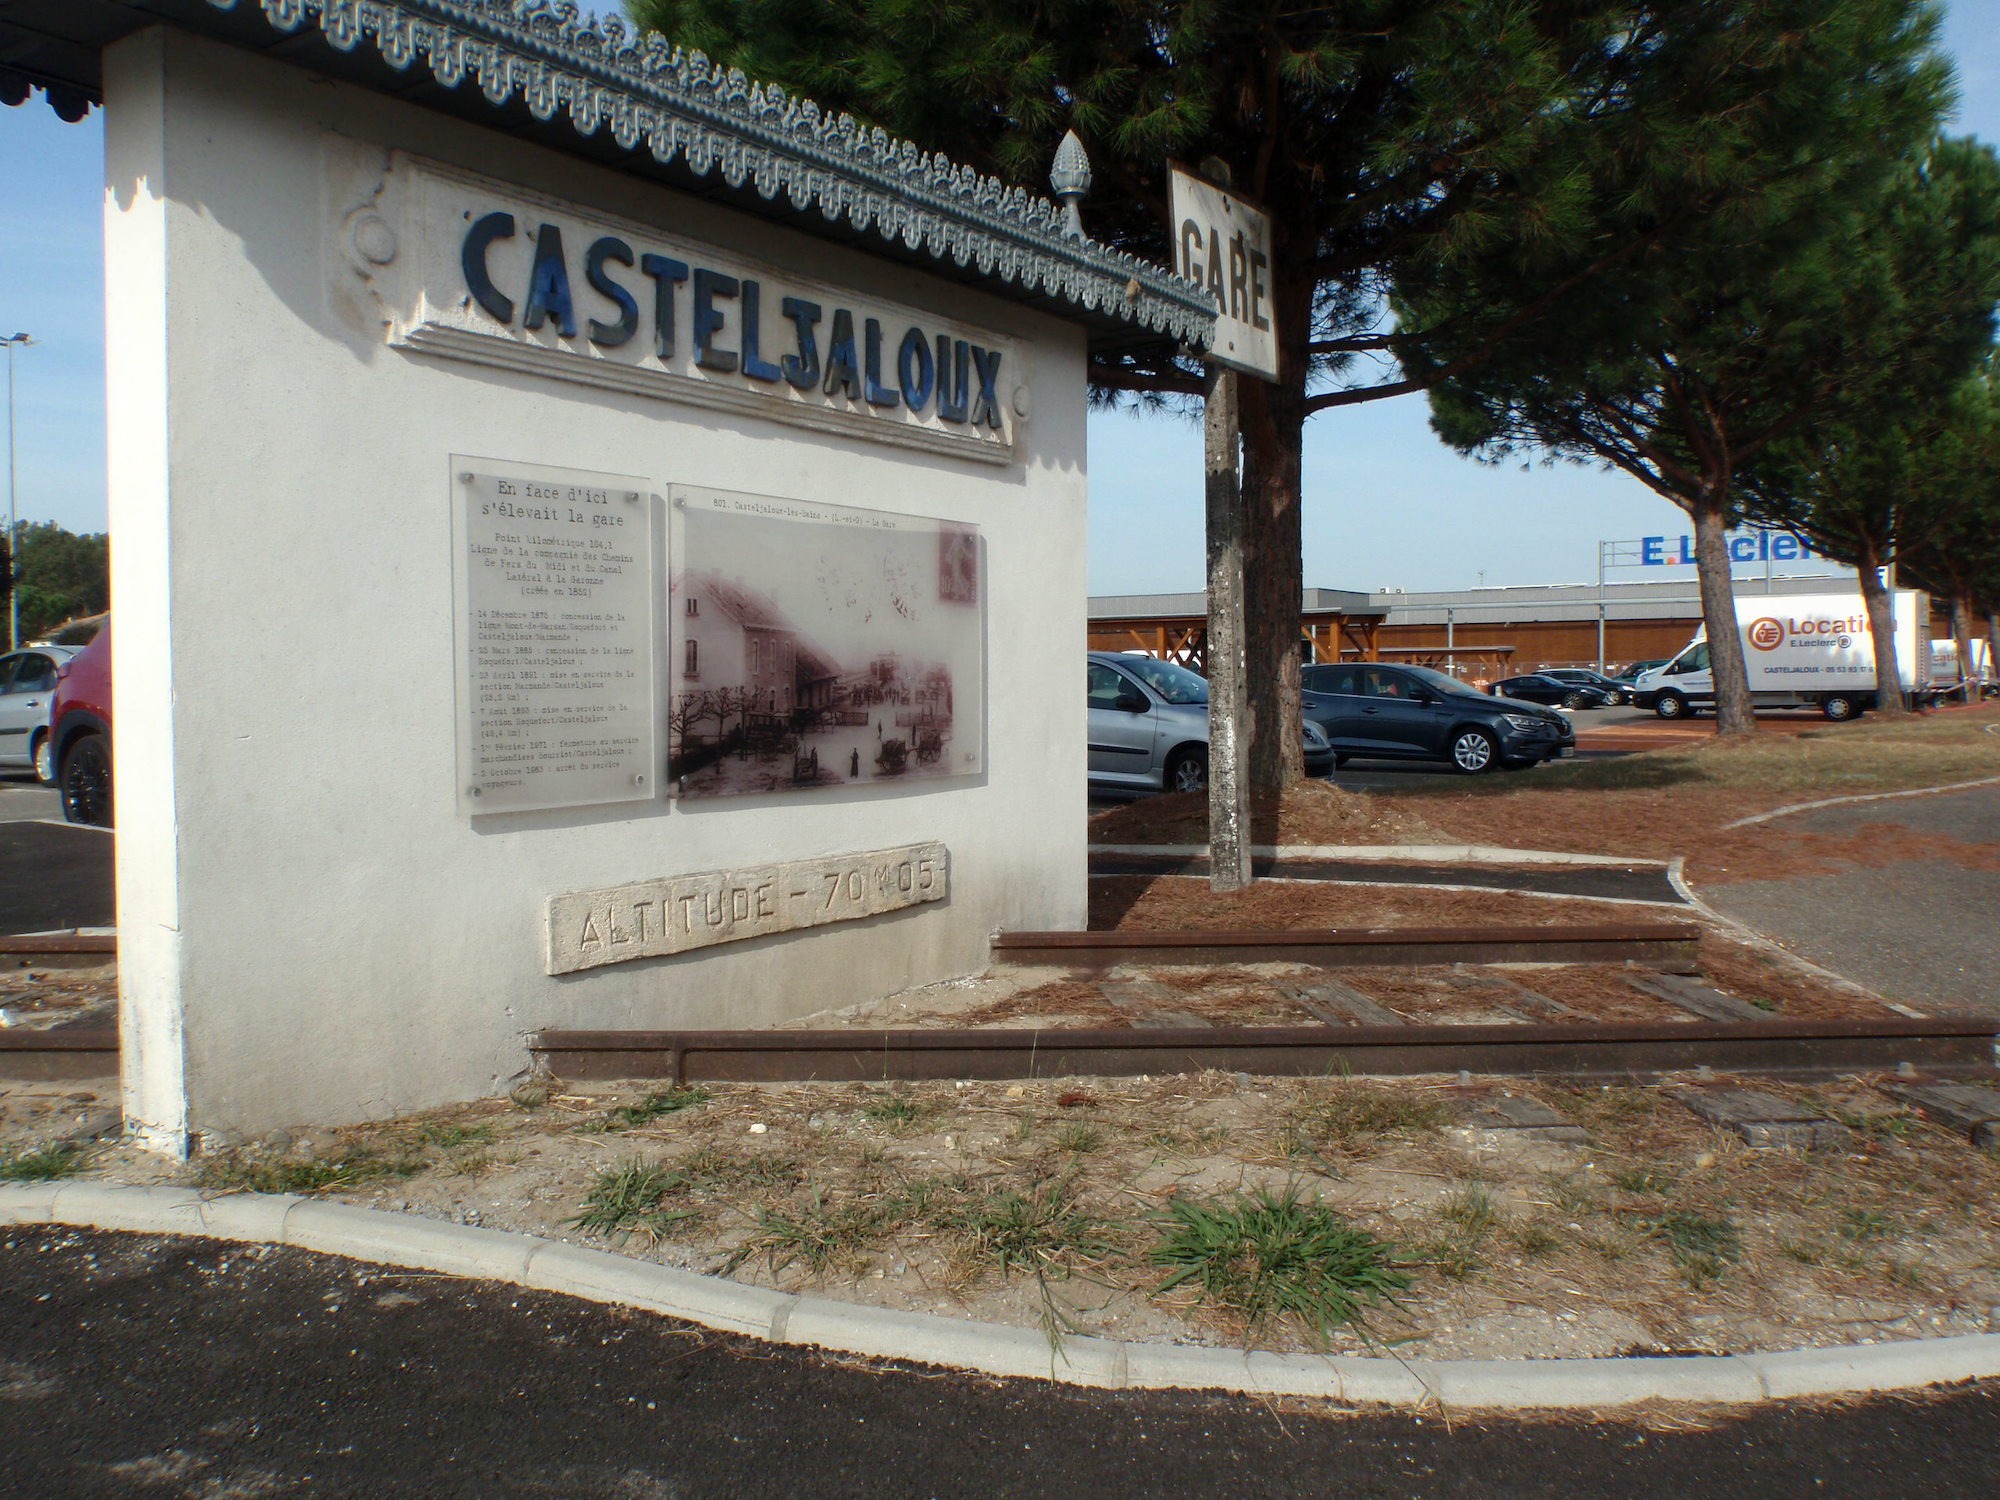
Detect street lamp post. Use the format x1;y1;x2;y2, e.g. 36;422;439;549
3;333;32;651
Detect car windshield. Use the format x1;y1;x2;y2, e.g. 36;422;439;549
1120;656;1209;705
1403;665;1475;696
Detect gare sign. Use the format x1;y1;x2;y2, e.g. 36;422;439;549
1167;165;1278;380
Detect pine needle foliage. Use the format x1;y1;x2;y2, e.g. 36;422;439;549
629;0;1961;774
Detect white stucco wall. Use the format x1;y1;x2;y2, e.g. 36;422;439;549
103;28;1090;1145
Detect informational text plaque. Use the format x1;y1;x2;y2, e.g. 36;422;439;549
454;464;656;814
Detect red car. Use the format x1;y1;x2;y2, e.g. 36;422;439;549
48;622;111;827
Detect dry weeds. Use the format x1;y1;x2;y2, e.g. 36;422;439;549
31;1069;1980;1362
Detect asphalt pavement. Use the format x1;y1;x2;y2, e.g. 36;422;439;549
0;779;112;934
4;1226;1998;1499
1697;783;2000;1015
0;778;62;822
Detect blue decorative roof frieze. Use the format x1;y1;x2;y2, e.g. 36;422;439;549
201;0;1216;345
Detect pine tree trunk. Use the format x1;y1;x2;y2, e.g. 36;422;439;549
1952;594;1976;693
1238;277;1309;797
1988;612;1999;693
1691;496;1756;736
1856;559;1906;717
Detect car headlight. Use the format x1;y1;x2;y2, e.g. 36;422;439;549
1502;713;1546;732
1302;719;1329;747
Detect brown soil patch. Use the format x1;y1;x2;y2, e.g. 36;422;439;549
958;979;1130;1028
1088;874;1657;933
1090;779;1449;848
1366;783;1774;863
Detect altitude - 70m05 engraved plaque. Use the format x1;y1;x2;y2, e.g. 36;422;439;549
455;464;655;814
547;842;949;974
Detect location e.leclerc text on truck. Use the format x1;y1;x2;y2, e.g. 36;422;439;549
1630;591;1930;721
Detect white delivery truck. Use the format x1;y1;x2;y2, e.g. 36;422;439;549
1927;636;1992;693
1632;590;1929;721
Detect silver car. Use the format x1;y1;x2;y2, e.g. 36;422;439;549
0;645;80;782
1088;651;1333;794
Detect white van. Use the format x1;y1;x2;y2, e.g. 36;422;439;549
1928;636;1992;691
1632;591;1929;721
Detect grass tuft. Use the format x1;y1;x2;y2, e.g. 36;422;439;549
1611;1166;1677;1196
196;1145;420;1197
1052;1122;1104;1155
1416;1185;1499;1280
594;1087;714;1132
0;1142;87;1182
1514;1224;1562;1257
725;1188;891;1277
567;1158;700;1242
1152;1185;1409;1341
1290;1082;1447;1155
938;1180;1118;1280
1643;1210;1742;1287
1839;1207;1899;1243
862;1095;927;1128
414;1122;493;1150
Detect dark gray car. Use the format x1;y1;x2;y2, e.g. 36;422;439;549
1088;653;1333;794
1301;662;1574;773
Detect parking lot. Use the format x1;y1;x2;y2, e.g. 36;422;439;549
1092;701;1761;802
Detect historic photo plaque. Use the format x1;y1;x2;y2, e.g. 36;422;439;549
546;842;950;974
454;464;656;814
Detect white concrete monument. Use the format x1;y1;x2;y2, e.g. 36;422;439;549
2;0;1210;1149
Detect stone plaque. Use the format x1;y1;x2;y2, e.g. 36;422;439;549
547;842;948;974
455;463;656;813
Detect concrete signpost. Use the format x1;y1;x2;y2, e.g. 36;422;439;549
1168;165;1278;892
3;0;1211;1151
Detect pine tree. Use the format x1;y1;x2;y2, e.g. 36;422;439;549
1899;355;2000;691
1729;139;2000;714
629;0;1952;766
1397;4;1954;736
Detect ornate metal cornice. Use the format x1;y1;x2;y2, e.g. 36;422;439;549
199;0;1215;345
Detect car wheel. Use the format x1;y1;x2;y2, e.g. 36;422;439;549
32;732;54;784
1822;694;1861;722
1561;691;1589;709
1165;746;1208;795
1604;690;1626;706
1449;728;1497;774
1654;691;1688;720
60;734;113;828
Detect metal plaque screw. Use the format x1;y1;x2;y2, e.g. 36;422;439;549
459;472;474;484
625;491;640;502
467;787;481;798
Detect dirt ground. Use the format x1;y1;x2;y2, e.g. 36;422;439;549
8;1069;1996;1365
6;710;1994;1364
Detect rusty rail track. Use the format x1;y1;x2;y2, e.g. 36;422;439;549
0;1028;118;1081
1;933;116;957
991;922;1702;971
532;1015;1996;1086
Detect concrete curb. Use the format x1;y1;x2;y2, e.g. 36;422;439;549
10;1182;2000;1410
1166;874;1686;910
1720;775;2000;830
1092;843;1667;868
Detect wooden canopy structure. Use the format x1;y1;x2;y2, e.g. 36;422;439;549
1088;588;1385;672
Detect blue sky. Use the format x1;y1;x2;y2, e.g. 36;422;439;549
2;1;1996;594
